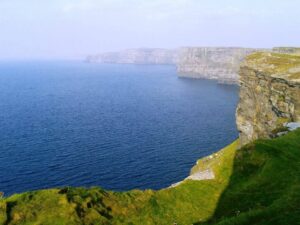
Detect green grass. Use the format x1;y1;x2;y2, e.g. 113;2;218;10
200;129;300;225
1;130;300;224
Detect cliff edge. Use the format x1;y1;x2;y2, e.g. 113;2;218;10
177;47;262;84
87;47;270;84
2;51;300;225
237;52;300;146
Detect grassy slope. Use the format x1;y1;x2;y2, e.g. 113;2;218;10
0;141;238;225
1;130;300;225
201;129;300;225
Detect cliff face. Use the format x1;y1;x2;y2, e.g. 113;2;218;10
177;47;265;83
273;47;300;55
86;48;178;65
236;52;300;146
87;47;280;84
87;47;266;83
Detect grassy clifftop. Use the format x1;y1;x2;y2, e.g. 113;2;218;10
245;52;300;82
0;141;238;225
202;129;300;225
1;129;300;224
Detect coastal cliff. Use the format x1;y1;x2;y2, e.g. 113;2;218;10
87;47;269;83
86;48;178;65
236;52;300;146
273;47;300;55
177;47;266;84
1;52;300;225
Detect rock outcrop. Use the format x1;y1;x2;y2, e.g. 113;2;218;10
88;47;300;85
86;48;179;65
86;47;268;83
273;47;300;55
236;52;300;146
177;47;267;84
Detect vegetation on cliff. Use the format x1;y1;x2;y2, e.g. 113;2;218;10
237;52;300;146
201;129;300;225
1;129;300;224
245;52;300;81
0;141;237;225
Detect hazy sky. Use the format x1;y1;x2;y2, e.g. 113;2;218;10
0;0;300;59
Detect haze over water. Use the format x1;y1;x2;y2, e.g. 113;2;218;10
0;62;238;196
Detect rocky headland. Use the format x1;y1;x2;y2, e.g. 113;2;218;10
1;51;300;225
272;47;300;55
87;47;269;84
236;52;300;146
176;47;267;84
86;48;179;65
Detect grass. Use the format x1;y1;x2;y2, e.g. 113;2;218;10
1;130;300;224
245;52;300;80
289;72;300;79
200;129;300;225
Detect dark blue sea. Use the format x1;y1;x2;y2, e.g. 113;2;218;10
0;62;239;196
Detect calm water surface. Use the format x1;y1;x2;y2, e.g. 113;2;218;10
0;62;239;196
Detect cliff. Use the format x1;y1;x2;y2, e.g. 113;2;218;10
273;47;300;55
86;47;269;84
4;50;300;225
236;52;300;146
176;47;266;83
86;48;178;65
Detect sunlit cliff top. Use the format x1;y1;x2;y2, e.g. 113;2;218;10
244;52;300;82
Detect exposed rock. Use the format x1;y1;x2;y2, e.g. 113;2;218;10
86;48;179;65
176;47;268;83
276;131;289;137
86;47;270;83
87;47;300;84
236;52;300;146
187;169;215;180
273;47;300;55
169;169;215;188
285;122;300;131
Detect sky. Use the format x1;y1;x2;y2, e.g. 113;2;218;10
0;0;300;60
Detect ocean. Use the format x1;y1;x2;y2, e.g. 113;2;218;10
0;61;239;196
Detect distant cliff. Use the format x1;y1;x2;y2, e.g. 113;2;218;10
273;47;300;55
87;47;270;84
2;51;300;225
236;52;300;146
177;47;268;84
86;48;178;65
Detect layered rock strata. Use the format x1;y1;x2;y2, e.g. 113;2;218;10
88;47;300;84
87;47;267;83
86;48;178;65
236;52;300;146
176;47;267;83
273;47;300;55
